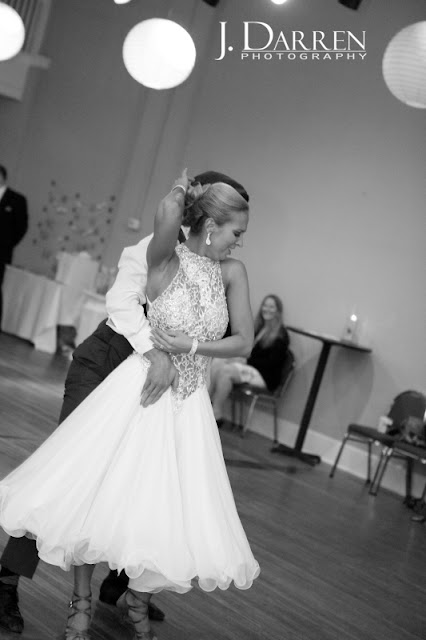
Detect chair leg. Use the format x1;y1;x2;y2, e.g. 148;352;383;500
273;403;278;444
239;394;245;430
369;448;386;495
242;396;258;437
329;434;350;478
231;392;243;429
369;447;393;496
366;441;372;484
231;392;237;428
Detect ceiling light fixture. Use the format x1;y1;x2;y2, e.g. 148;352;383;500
123;18;196;90
0;2;25;61
383;21;426;108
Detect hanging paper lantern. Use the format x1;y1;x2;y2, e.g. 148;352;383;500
382;21;426;108
114;0;132;4
0;2;25;61
123;18;196;90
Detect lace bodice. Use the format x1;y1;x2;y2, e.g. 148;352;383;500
147;244;229;405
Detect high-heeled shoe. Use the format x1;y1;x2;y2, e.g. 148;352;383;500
125;589;158;640
64;593;92;640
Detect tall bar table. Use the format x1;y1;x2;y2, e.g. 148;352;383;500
272;326;372;466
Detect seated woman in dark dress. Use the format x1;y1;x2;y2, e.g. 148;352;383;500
210;294;289;424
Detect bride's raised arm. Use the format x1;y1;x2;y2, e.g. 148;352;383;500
147;169;189;270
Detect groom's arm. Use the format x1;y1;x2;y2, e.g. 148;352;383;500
106;235;178;406
106;235;154;355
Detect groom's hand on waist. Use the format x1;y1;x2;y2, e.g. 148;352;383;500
140;349;179;407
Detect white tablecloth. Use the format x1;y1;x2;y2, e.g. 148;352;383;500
2;266;106;353
2;266;63;353
55;251;99;291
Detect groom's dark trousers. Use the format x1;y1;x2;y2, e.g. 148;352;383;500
0;319;133;578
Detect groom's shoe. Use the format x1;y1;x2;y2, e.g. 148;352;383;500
0;582;24;633
99;574;165;621
147;601;166;622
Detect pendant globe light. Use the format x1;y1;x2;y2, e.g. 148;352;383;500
382;22;426;108
0;2;25;61
122;18;196;90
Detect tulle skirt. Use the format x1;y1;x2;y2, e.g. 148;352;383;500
0;353;260;593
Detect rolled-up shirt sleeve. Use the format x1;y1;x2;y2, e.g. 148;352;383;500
106;234;154;355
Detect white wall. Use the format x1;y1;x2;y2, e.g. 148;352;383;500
183;0;426;459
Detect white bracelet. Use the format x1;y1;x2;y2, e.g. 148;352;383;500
188;338;198;356
171;185;186;196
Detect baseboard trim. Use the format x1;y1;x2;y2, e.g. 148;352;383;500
226;407;426;498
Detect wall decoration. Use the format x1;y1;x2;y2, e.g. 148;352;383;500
31;180;116;277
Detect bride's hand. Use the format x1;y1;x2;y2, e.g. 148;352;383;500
171;168;189;195
151;327;193;354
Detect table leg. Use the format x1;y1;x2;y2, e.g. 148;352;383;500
271;342;332;466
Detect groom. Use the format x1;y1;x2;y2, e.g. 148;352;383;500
0;171;249;633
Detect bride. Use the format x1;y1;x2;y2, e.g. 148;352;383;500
0;169;260;640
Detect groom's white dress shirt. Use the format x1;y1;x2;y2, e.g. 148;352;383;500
106;234;154;355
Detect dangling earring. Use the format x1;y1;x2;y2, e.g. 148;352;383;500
205;231;211;246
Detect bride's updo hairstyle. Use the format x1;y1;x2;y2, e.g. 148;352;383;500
182;182;249;234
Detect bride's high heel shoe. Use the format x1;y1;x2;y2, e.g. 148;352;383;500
64;593;92;640
125;589;158;640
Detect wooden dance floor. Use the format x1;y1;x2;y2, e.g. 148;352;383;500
0;333;425;640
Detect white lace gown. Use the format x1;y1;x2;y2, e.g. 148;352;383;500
0;245;260;594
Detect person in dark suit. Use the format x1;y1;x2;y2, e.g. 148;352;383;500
0;165;28;328
0;170;249;634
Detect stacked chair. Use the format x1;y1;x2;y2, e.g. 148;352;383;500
373;430;426;498
329;390;426;496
